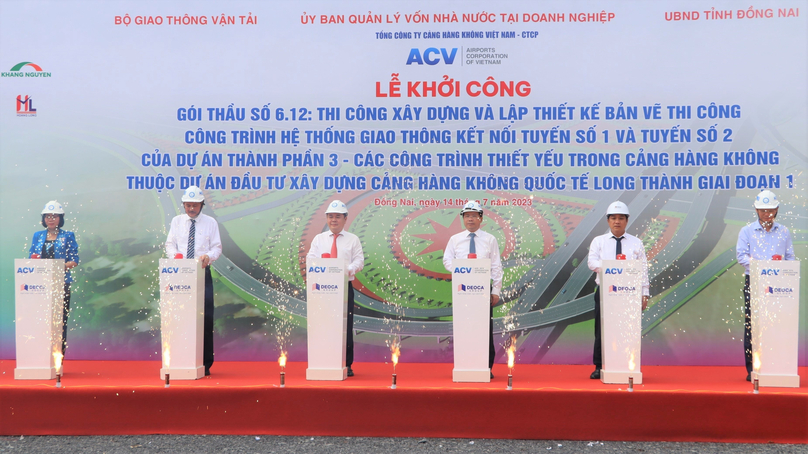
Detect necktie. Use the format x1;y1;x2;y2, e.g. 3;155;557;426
330;233;339;258
187;219;196;259
613;236;623;258
469;232;477;255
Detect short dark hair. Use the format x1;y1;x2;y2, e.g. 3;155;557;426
606;213;629;220
41;213;65;228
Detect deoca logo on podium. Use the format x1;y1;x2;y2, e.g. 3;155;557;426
164;283;192;294
608;285;637;294
764;286;794;297
457;284;486;293
19;284;47;293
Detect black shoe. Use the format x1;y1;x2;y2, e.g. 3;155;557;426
746;373;751;382
347;367;354;377
205;367;211;376
590;369;600;379
490;372;494;379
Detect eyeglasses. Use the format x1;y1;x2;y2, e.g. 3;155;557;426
44;214;60;219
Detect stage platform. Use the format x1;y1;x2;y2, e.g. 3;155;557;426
1;360;806;443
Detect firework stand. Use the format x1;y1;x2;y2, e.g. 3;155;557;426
306;257;349;380
14;258;65;379
598;259;644;384
159;258;205;380
750;259;801;387
451;258;492;383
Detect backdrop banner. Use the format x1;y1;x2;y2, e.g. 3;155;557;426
1;1;805;366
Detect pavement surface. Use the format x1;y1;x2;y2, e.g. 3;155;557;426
1;436;805;453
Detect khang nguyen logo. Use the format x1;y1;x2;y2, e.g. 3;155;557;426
2;62;51;78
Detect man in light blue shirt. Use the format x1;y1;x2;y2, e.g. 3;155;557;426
735;190;796;381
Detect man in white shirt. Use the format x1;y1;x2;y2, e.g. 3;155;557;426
306;200;365;377
443;201;504;378
587;201;649;379
165;186;222;376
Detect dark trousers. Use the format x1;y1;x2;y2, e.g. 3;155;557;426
347;281;355;368
61;284;71;355
743;274;752;373
204;267;215;371
489;304;495;369
593;289;602;369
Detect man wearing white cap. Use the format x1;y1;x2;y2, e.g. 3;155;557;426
165;186;222;376
736;190;795;381
443;201;503;378
587;201;649;379
307;200;365;377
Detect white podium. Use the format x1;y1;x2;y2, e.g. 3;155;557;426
750;259;801;387
306;257;349;380
598;259;643;384
14;259;65;379
159;258;205;380
451;258;491;382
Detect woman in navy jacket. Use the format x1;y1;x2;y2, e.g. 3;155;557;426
29;200;79;355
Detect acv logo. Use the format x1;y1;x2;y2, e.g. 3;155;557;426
406;48;458;65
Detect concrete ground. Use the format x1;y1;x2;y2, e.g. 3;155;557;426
1;436;805;453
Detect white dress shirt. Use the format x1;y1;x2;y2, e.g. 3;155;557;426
588;231;649;296
165;213;222;263
443;229;503;296
306;229;364;280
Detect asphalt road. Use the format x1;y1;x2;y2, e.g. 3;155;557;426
1;436;805;454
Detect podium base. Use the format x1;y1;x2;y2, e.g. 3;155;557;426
15;367;57;380
160;366;204;380
306;367;347;381
601;370;643;385
452;369;490;383
752;372;800;388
